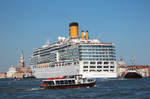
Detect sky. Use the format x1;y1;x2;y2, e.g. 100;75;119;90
0;0;150;72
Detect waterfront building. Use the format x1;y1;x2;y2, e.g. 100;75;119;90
0;72;7;78
7;66;17;78
6;51;32;78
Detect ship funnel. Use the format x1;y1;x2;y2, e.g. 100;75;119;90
86;30;88;40
81;30;84;40
69;22;79;39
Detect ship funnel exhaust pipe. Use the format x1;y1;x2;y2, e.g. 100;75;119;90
81;30;84;40
86;30;88;40
69;22;79;39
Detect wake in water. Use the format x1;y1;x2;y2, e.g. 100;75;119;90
0;87;43;93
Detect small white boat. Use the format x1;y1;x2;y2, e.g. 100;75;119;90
40;75;96;89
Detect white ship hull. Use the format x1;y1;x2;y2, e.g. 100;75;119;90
32;65;80;78
32;65;117;79
82;72;117;79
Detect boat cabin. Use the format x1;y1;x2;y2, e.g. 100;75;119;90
43;79;76;86
41;75;96;89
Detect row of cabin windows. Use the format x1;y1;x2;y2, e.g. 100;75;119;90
79;52;115;54
79;49;114;51
84;61;114;64
81;55;115;58
37;61;79;68
79;45;114;48
56;80;75;85
81;58;116;61
83;66;115;69
83;70;114;72
44;80;75;85
51;62;79;67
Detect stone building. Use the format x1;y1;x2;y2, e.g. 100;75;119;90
117;58;150;78
7;51;32;79
0;72;7;78
7;66;17;78
14;51;32;78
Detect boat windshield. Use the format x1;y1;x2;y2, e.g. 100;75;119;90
87;79;95;82
44;81;54;85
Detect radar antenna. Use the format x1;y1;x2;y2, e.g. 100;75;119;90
130;56;135;66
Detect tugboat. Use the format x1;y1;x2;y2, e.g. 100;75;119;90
124;67;142;79
40;75;96;89
124;72;142;79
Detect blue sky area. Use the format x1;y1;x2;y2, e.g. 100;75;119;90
0;0;150;72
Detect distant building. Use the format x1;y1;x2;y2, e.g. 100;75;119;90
117;58;150;78
16;50;26;73
7;66;17;78
118;65;150;78
6;51;32;79
117;58;125;66
0;72;7;78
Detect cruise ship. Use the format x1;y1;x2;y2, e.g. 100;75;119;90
30;22;117;79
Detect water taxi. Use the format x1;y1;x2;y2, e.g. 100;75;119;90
40;75;96;89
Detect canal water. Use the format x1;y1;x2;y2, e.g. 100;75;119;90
0;78;150;99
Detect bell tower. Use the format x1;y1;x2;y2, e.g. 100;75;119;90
19;50;25;67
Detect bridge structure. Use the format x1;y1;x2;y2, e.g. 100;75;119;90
118;65;150;78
